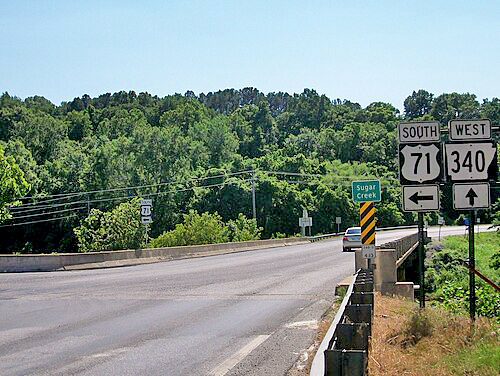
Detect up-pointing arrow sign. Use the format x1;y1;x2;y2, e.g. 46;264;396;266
465;188;478;206
453;183;490;210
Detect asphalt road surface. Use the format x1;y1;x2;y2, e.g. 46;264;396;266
0;225;491;376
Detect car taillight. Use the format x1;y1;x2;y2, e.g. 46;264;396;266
343;237;347;241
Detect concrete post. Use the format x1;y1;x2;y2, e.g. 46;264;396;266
373;248;397;294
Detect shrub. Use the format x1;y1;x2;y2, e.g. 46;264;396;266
227;213;262;242
401;309;433;347
74;198;145;252
150;210;229;248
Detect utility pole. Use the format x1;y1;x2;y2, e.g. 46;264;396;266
251;170;256;220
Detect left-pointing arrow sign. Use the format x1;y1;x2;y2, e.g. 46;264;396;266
402;185;440;212
409;192;434;204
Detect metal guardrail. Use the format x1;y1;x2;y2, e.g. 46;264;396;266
310;269;374;376
308;225;419;243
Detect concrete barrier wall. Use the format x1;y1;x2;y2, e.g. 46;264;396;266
0;237;309;273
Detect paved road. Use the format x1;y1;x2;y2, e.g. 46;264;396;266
0;225;490;376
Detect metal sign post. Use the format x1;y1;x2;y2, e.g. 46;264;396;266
469;210;476;321
335;217;341;234
360;202;376;268
445;119;496;322
398;122;442;308
140;199;153;246
418;212;425;308
299;208;312;237
352;180;381;269
438;216;444;241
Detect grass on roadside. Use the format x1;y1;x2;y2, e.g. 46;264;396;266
426;231;500;318
369;294;500;376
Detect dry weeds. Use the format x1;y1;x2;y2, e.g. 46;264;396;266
369;294;499;376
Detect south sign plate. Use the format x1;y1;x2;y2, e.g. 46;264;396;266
398;121;440;143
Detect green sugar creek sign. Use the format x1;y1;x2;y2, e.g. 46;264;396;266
352;180;381;203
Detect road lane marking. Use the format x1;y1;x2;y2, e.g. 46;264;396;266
209;335;270;376
284;320;318;330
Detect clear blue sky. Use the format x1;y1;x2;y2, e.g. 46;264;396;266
1;0;499;110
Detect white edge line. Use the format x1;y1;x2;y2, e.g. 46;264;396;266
209;335;270;376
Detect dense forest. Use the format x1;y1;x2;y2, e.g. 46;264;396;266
0;88;499;253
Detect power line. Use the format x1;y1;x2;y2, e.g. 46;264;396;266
0;179;252;228
14;170;254;208
7;206;86;220
0;215;79;228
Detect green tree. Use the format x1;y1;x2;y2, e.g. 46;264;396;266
67;110;92;141
404;90;433;119
188;117;239;167
150;210;229;247
74;198;145;252
0;145;29;223
431;93;480;125
227;213;262;242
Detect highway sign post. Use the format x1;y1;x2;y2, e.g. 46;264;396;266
140;199;153;224
299;208;312;236
399;119;498;314
335;216;341;234
140;199;153;245
360;202;376;262
445;119;497;321
398;122;442;308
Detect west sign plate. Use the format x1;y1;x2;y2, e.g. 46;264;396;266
448;119;491;141
402;185;440;212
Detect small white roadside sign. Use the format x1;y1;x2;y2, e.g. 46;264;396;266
362;244;376;259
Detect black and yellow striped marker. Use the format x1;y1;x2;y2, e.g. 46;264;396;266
360;202;376;245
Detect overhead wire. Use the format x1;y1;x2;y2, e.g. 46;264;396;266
1;178;252;228
14;170;254;208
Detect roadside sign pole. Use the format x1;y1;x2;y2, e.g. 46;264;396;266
418;212;425;308
469;210;476;321
251;170;257;220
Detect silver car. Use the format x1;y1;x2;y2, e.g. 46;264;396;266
342;227;362;252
